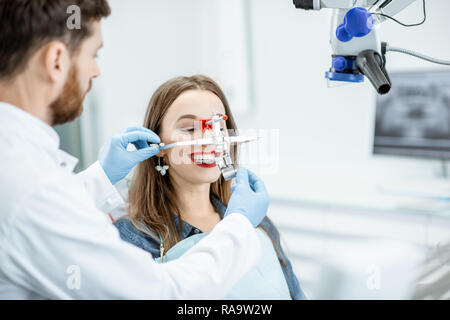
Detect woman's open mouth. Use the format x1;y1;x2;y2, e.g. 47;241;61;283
189;151;218;168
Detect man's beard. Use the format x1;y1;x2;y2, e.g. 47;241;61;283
49;65;92;126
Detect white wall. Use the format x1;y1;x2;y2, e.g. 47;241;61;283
83;0;205;161
84;0;450;204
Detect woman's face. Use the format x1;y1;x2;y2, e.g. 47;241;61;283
158;89;229;186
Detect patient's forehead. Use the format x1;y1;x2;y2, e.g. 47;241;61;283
164;90;226;126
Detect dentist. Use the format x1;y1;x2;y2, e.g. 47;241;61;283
0;0;269;299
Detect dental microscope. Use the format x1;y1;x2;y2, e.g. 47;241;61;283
292;0;450;95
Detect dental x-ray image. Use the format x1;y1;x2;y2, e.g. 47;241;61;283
374;71;450;159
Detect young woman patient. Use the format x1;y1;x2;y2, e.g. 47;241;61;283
114;75;306;300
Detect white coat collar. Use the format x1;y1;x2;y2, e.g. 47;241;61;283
0;102;79;172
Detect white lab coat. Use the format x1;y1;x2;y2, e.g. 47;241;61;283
0;103;261;299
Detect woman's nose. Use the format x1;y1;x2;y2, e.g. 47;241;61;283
202;128;213;138
201;129;215;152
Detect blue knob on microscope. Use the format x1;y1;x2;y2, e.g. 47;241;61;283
332;56;348;71
336;7;374;42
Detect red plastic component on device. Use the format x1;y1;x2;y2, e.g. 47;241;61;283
200;115;228;131
201;119;213;131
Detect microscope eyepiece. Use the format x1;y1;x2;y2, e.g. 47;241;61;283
293;0;314;10
356;50;391;95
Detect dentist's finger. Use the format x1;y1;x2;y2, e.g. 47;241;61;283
123;127;159;149
132;140;149;150
247;170;268;195
121;131;161;148
133;145;160;161
234;167;249;187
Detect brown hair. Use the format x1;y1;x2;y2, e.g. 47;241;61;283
128;75;236;250
0;0;111;80
128;75;289;275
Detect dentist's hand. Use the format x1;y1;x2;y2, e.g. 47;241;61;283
225;168;270;227
99;127;161;185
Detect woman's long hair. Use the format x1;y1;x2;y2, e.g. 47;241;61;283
128;75;236;249
128;75;287;272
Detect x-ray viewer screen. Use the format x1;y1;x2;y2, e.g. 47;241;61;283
374;71;450;159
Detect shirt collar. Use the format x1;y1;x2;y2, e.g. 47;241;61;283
173;194;227;238
0;102;79;172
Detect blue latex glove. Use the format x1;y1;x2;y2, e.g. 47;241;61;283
99;127;161;185
225;168;270;227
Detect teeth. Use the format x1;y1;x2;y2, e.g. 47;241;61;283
193;154;216;164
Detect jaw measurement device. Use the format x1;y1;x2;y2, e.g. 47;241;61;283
150;111;261;181
154;135;260;151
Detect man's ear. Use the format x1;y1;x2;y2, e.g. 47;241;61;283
43;41;71;84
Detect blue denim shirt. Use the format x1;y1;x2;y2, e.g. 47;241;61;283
114;195;307;300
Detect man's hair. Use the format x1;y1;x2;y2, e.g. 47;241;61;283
0;0;111;80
